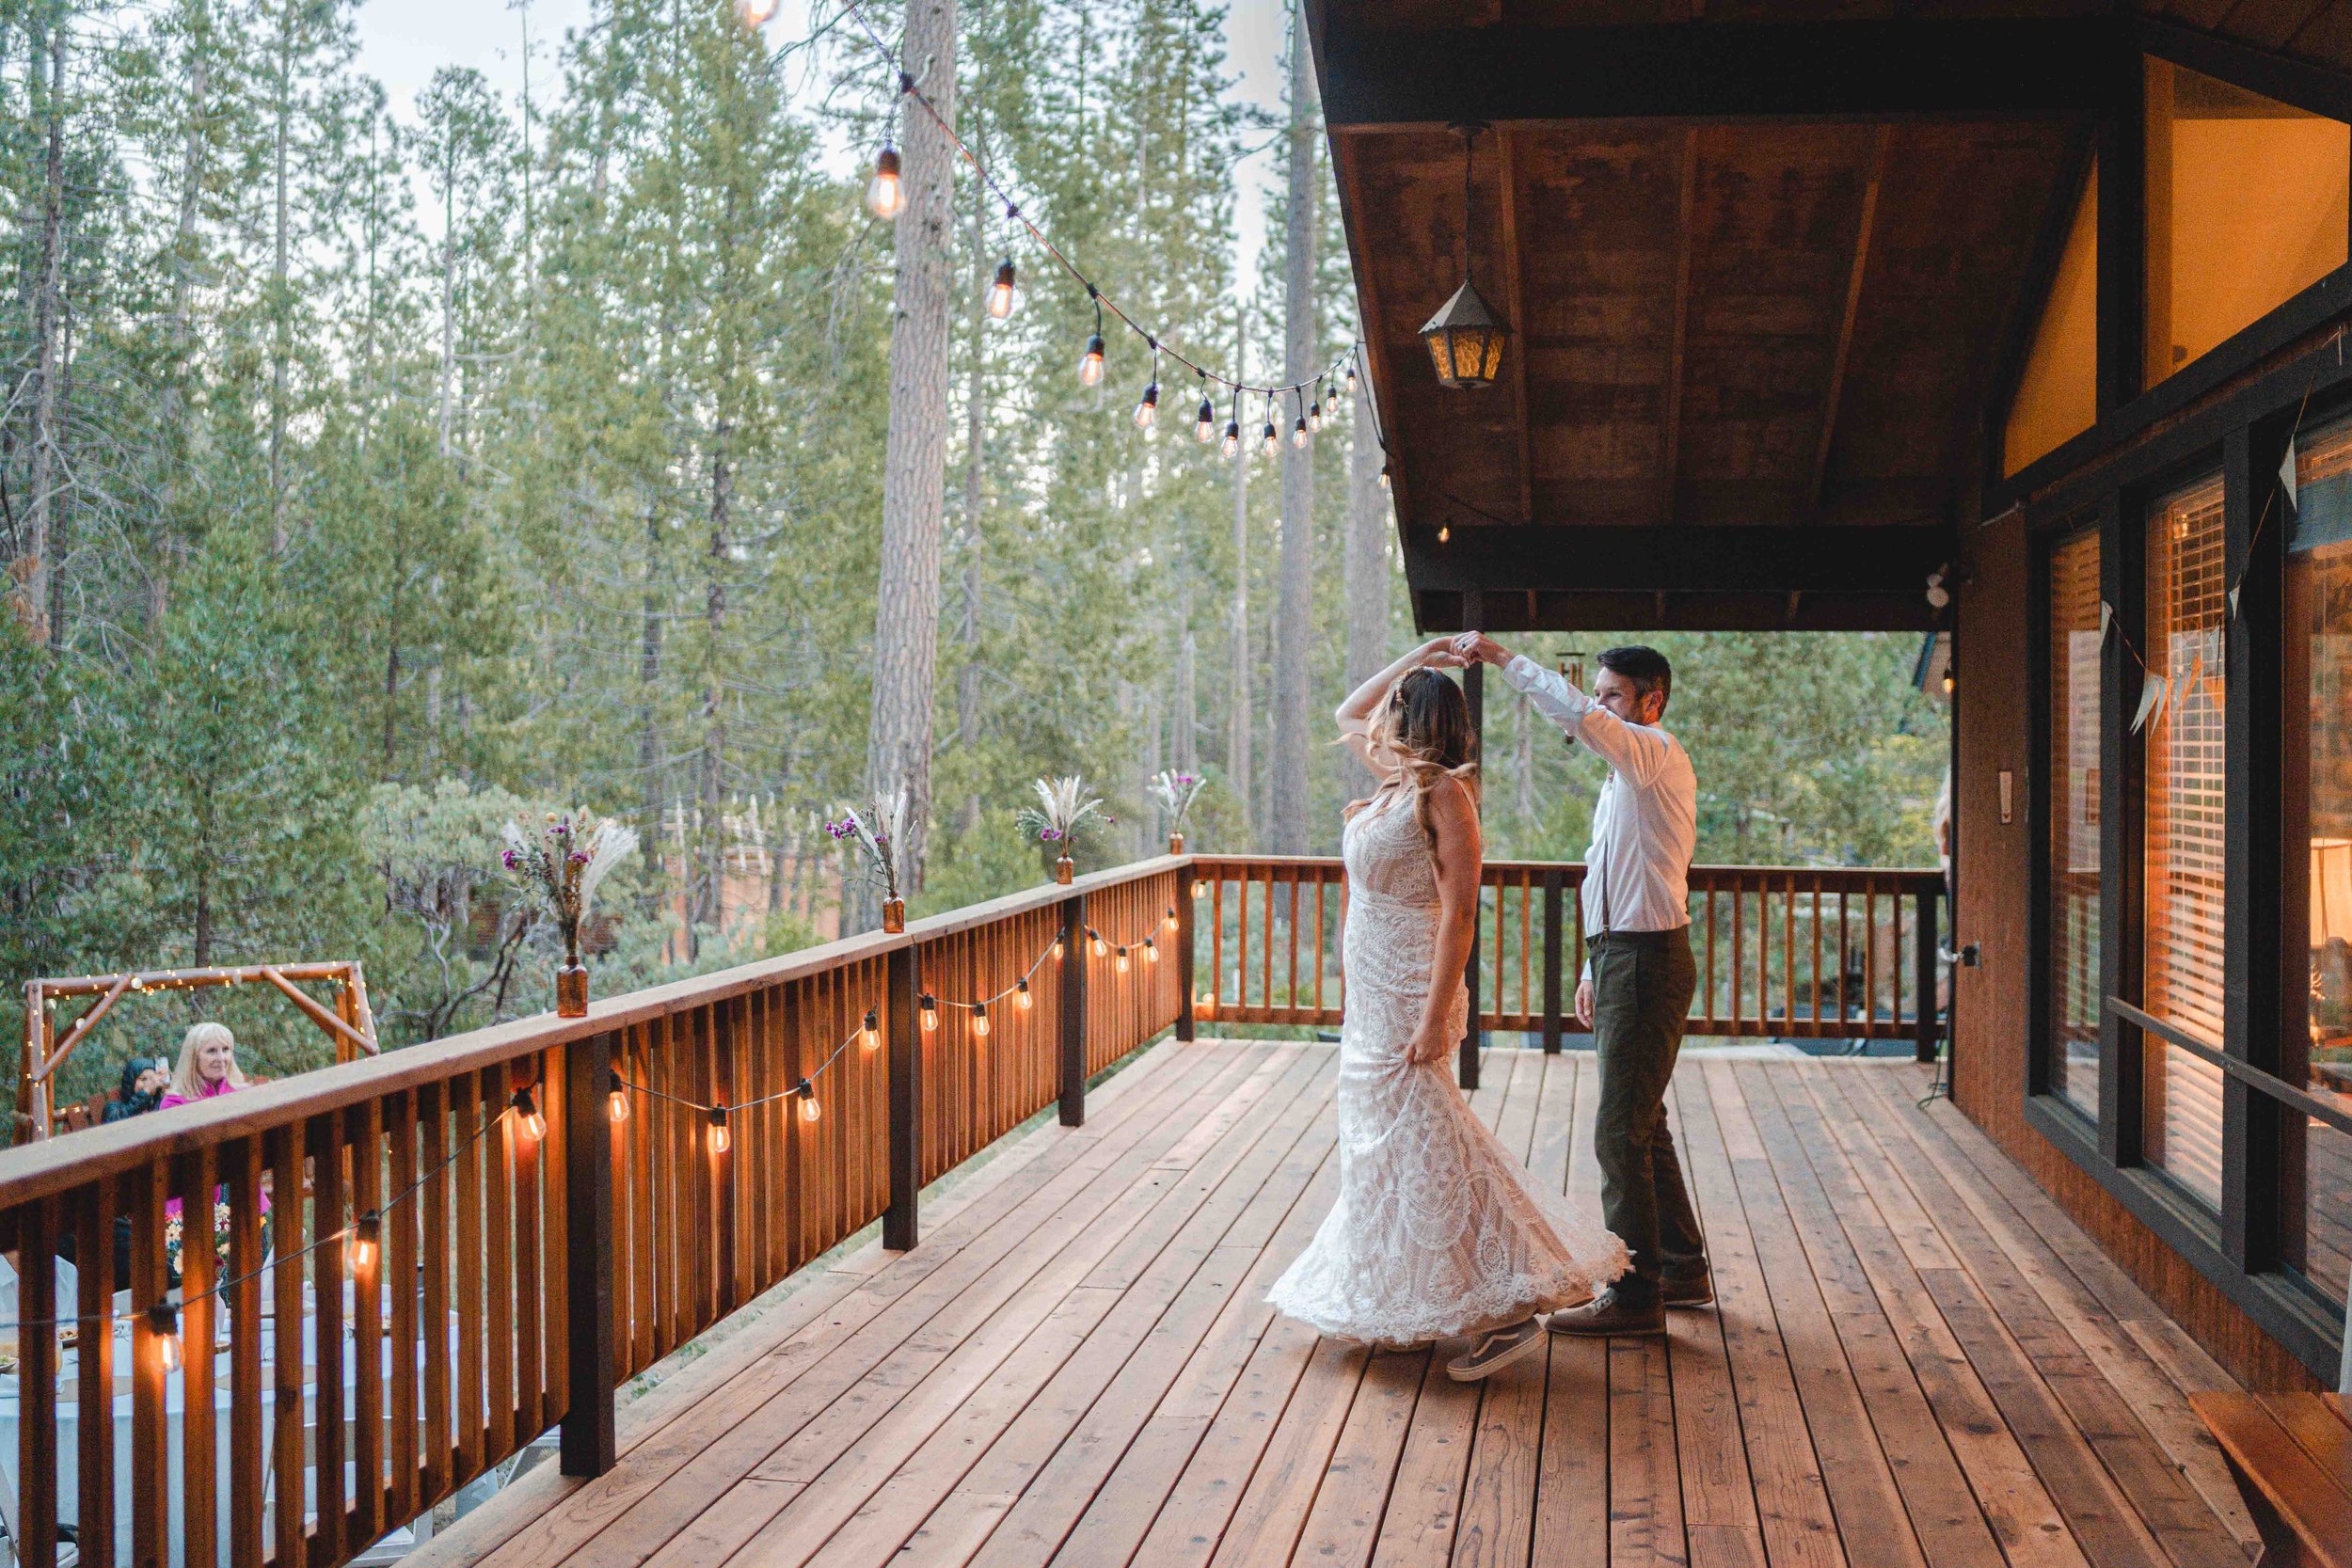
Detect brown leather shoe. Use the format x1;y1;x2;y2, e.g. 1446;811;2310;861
1662;1272;1715;1308
1547;1290;1666;1337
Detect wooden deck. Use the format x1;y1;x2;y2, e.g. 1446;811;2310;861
414;1039;2263;1568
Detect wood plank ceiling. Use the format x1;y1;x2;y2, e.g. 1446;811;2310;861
1311;1;2336;629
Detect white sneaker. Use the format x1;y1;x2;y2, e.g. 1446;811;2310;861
1445;1319;1544;1382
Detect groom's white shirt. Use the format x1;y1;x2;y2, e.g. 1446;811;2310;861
1500;657;1697;974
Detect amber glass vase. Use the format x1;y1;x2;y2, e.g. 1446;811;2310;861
1055;854;1075;885
882;896;906;933
555;921;589;1018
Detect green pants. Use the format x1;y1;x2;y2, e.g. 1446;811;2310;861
1589;929;1705;1305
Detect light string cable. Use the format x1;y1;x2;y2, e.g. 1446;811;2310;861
2;1085;543;1342
829;0;1361;405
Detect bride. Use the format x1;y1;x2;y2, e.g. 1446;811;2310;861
1265;640;1627;1381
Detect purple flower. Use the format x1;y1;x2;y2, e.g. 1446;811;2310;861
1039;827;1063;842
501;848;521;869
1176;773;1197;785
569;849;590;864
873;832;888;845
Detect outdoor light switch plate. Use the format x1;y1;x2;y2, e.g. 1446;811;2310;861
1999;770;2013;825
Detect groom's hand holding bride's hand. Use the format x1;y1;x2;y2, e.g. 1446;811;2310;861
1451;631;1510;667
1413;636;1468;670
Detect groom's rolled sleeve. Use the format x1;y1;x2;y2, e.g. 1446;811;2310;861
1501;655;1591;730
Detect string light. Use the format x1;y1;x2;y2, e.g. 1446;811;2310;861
1134;351;1160;432
860;1009;882;1053
1260;394;1279;459
1325;382;1342;417
920;992;940;1031
1378;465;1391;492
149;1299;183;1373
1116;946;1131;974
736;0;780;24
513;1086;546;1142
707;1103;731;1155
1196;991;1216;1020
1345;362;1359;396
1053;936;1066;960
796;1080;821;1123
1144;938;1160;965
1089;929;1108;958
1309;382;1325;434
987;258;1017;321
1291;389;1310;450
866;144;903;221
1192;879;1208;898
1194;373;1216;444
1164;906;1179;933
1079;293;1105;388
608;1068;629;1123
1016;977;1033;1010
1220;388;1241;458
972;1002;992;1038
1438;524;1451;544
349;1211;380;1275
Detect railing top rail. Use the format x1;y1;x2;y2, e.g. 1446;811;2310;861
0;855;1188;1211
1192;853;1943;889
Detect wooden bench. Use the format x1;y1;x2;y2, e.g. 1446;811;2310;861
2191;1390;2352;1566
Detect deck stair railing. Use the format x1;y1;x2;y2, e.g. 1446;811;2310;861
0;851;1938;1567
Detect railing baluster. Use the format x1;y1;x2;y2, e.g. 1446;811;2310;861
562;1029;618;1477
80;1174;117;1568
271;1122;308;1563
20;1196;56;1568
352;1100;383;1547
182;1143;219;1567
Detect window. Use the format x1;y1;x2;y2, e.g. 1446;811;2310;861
2142;474;2229;1210
2145;59;2350;389
2048;528;2104;1117
2284;417;2352;1310
2005;162;2100;476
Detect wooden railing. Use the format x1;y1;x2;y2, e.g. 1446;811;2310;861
1190;857;1947;1084
0;860;1183;1568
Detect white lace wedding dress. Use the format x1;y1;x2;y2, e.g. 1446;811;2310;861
1266;788;1628;1346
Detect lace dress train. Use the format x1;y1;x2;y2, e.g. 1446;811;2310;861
1265;792;1627;1347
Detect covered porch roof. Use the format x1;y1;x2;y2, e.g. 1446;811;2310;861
1310;1;2352;631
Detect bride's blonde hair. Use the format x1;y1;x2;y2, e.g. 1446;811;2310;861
1344;668;1479;854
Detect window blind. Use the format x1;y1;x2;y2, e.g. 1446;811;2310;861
2143;473;2228;1211
2049;527;2104;1117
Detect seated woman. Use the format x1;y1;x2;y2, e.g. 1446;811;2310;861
160;1023;270;1281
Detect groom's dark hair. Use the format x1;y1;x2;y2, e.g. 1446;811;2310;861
1597;645;1672;709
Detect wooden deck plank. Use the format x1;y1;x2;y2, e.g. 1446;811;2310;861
407;1051;2259;1568
1672;1069;1844;1568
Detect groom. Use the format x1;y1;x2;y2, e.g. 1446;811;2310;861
1454;634;1708;1335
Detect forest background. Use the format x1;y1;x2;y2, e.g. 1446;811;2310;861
0;0;1948;1107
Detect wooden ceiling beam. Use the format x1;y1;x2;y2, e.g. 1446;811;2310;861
1319;18;2112;129
1498;124;1533;523
1659;129;1696;527
1812;124;1888;515
1401;523;1953;597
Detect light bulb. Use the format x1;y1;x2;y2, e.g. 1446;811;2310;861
1016;978;1033;1010
1196;991;1215;1018
1260;421;1278;458
350;1212;380;1275
1438;525;1451;544
1164;907;1179;932
149;1303;183;1373
1090;934;1107;958
736;0;780;24
1325;387;1341;415
921;994;939;1031
1192;879;1208;898
608;1068;629;1123
1195;396;1216;443
1116;947;1131;974
859;1008;882;1053
1344;364;1359;394
1053;937;1066;960
708;1105;731;1155
1079;334;1105;387
1134;383;1158;430
514;1087;546;1142
1144;940;1160;965
1309;401;1324;434
1292;418;1310;450
1942;671;1955;695
796;1081;820;1123
1220;421;1240;458
987;259;1017;321
866;146;903;220
1378;466;1391;491
972;1003;992;1038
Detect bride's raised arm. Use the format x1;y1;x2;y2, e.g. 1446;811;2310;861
1335;636;1464;778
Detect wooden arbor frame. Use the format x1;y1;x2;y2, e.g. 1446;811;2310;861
18;961;379;1141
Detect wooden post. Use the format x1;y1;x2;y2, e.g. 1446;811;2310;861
1915;887;1940;1066
1542;869;1565;1053
1060;895;1089;1126
1176;873;1197;1042
1461;592;1485;1091
561;1029;617;1477
885;944;920;1250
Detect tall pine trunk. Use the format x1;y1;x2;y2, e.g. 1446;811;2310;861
1226;319;1252;839
958;140;988;837
1343;397;1389;797
1270;10;1319;853
22;6;65;646
268;0;294;552
863;0;958;919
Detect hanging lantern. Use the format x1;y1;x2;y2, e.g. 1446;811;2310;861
1422;126;1510;390
866;145;904;221
987;258;1017;321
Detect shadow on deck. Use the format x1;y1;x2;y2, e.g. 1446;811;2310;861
410;1039;2258;1568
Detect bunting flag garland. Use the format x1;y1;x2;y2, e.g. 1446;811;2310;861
2131;670;2168;735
